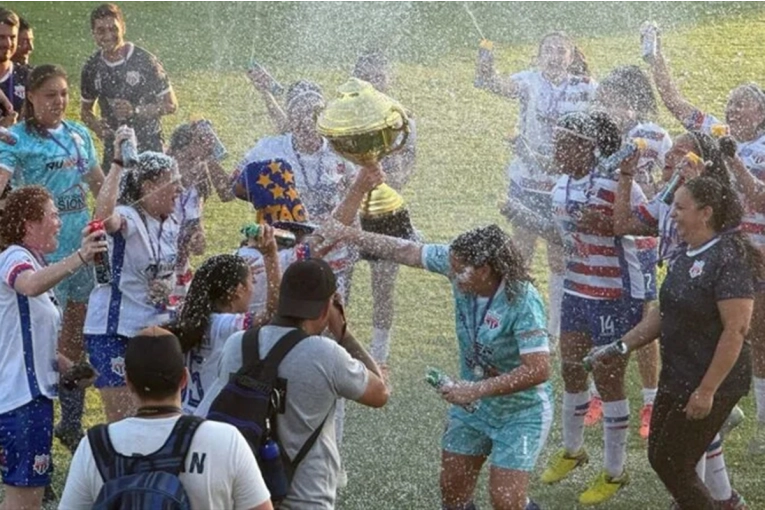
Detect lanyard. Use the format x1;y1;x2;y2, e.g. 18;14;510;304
47;123;86;174
460;292;496;347
138;210;165;266
564;171;595;217
291;137;325;189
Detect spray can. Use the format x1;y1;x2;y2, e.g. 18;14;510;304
248;60;285;96
88;220;111;285
197;119;228;161
119;129;139;168
596;139;646;177
241;223;297;247
425;367;478;413
640;22;659;63
582;341;628;372
474;39;495;90
658;152;702;205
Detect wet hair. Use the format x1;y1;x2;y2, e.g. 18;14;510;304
0;8;19;28
90;3;124;30
22;64;68;137
538;31;590;77
0;185;52;246
684;130;732;189
736;83;765;134
118;151;178;205
285;80;323;113
169;122;196;153
353;50;390;81
683;177;765;280
598;65;657;119
450;224;532;303
557;110;622;158
168;254;251;353
18;16;30;32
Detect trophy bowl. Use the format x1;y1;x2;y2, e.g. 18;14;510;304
318;78;416;241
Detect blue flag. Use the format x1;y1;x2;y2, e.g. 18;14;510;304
235;158;307;224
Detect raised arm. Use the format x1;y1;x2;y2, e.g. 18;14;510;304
206;160;236;202
247;68;289;134
613;154;658;236
720;137;765;210
331;163;385;226
475;41;520;98
647;34;699;125
94;130;133;233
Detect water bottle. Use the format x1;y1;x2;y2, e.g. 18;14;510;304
582;341;629;372
474;39;494;90
425;367;478;413
248;60;285;96
88;220;111;285
259;439;289;501
120;134;138;168
640;22;659;63
197;119;228;161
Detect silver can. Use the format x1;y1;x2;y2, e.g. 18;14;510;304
640;22;659;63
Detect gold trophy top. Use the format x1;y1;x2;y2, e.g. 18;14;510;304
317;78;406;138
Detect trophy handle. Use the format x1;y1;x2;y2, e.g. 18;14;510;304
384;105;410;156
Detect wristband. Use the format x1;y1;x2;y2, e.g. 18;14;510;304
77;249;88;266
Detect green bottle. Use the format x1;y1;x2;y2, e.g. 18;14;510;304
425;367;478;413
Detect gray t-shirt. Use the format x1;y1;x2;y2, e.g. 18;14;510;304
195;325;369;509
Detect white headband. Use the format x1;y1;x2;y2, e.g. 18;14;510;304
554;125;596;142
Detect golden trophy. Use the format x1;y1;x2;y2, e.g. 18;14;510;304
317;78;416;241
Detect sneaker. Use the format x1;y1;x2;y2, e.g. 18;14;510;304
720;405;745;439
578;470;629;506
585;396;603;427
747;423;765;456
540;448;589;484
717;489;748;509
525;499;542;510
639;404;653;440
54;425;84;455
337;466;348;489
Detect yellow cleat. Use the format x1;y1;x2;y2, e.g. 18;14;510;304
578;470;629;506
540;448;589;484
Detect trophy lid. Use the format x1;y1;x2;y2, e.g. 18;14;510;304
317;78;405;138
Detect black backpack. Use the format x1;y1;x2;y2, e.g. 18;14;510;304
206;327;329;505
89;415;203;510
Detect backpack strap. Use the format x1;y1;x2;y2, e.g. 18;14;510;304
88;424;118;482
239;326;262;376
259;328;308;380
285;411;331;477
164;415;205;476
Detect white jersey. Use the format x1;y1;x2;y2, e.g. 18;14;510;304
508;70;597;193
84;205;180;338
635;193;679;262
685;109;765;248
175;185;203;225
183;313;252;414
552;173;648;300
0;246;61;413
235;133;357;223
626;121;672;192
59;416;271;510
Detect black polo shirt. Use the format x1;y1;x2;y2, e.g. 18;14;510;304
0;63;31;113
81;43;171;153
659;234;754;397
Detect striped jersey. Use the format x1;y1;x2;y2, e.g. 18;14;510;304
552;173;648;300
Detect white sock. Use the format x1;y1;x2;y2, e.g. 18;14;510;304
369;327;392;364
603;400;629;478
754;377;765;423
563;391;589;455
704;434;732;501
547;272;564;338
641;387;657;406
695;453;706;480
590;380;601;400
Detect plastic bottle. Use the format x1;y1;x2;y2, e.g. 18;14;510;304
425;367;478;413
259;439;289;501
241;223;297;247
640;22;659;63
88;220;111;285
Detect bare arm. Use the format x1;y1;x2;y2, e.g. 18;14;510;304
135;89;178;119
0;168;10;196
261;91;289;134
340;331;388;408
613;164;657;236
648;42;698;125
621;305;662;352
83;166;105;199
94;162;125;234
474;352;550;398
206;161;236;202
723;152;765;210
319;220;424;268
331;163;385;226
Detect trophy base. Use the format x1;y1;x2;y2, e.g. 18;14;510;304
360;207;417;261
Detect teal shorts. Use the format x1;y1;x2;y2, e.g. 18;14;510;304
53;263;94;310
442;403;553;472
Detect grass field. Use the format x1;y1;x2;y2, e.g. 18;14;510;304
8;2;765;508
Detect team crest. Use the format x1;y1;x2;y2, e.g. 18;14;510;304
126;71;141;87
111;356;126;377
689;259;705;279
32;454;50;475
484;312;500;330
13;84;24;100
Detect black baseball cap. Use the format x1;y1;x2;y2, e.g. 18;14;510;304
125;327;186;398
277;258;337;319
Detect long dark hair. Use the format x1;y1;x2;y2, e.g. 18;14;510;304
168;254;251;353
119;151;177;205
683;176;765;280
22;64;68;137
538;31;590;77
686;130;732;189
450;224;533;302
598;65;658;120
557;110;622;159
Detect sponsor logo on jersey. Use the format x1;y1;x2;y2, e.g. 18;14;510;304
32;454;50;475
111;356;126;377
126;70;141;87
485;312;500;330
689;259;705;279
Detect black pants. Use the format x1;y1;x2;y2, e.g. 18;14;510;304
647;389;740;510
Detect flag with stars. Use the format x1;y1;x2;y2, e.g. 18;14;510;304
235;158;308;224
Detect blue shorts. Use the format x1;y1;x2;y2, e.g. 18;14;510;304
442;404;553;472
0;397;54;487
637;248;658;302
86;334;129;388
53;263;95;310
560;293;643;346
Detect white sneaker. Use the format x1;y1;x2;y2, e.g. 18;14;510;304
337;466;348;489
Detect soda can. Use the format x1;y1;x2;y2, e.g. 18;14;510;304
248;60;285;97
88;220;112;285
120;137;139;168
640;22;659;63
197;119;228;162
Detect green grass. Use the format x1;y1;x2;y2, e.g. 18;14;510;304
7;2;765;508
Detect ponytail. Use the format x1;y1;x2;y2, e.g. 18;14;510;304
450;224;533;302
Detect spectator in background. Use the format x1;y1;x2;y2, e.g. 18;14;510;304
0;8;31;126
11;16;33;66
59;328;273;510
80;3;177;170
